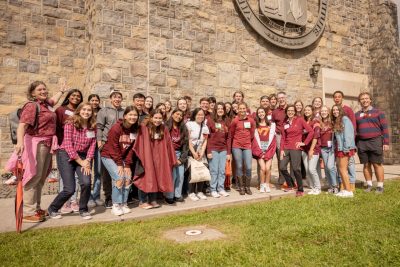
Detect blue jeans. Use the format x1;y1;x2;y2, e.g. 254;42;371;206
56;150;79;202
232;148;252;178
101;157;131;204
209;150;227;192
165;151;185;199
49;150;91;213
302;152;321;190
91;147;102;200
321;147;338;187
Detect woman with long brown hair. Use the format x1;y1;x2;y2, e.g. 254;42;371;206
331;104;356;198
47;102;97;220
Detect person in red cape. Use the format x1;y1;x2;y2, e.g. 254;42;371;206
133;109;176;209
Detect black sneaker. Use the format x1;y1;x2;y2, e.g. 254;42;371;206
48;209;62;219
105;199;113;209
364;185;373;193
164;197;175;205
375;187;384;194
174;196;184;202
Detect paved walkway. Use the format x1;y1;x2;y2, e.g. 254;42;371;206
1;164;399;233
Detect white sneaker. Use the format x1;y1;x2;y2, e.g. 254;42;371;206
189;193;200;201
308;188;317;195
111;204;124;216
314;189;321;195
218;190;230;197
259;183;266;193
211;191;220;198
121;204;131;214
338;190;354;198
264;185;271;193
197;192;207;200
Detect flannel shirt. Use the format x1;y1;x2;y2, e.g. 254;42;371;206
60;123;96;161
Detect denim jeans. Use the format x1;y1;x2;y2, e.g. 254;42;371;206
302;152;321;190
101;157;131;204
232;148;252;178
49;150;91;213
321;147;338;187
209;150;227;192
56;151;79;202
91;147;102;200
165;151;185;199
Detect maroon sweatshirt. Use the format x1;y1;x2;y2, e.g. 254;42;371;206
272;106;286;134
55;105;75;145
101;120;136;166
206;118;231;155
281;116;314;151
229;116;256;150
302;119;321;155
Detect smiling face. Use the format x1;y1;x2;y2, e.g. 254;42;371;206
79;104;93;120
195;110;205;124
333;93;343;105
110;94;122;108
286;106;296;119
234;92;243;103
200;101;209;112
295;102;303;113
277;93;287;107
312;97;322;109
359;93;372;109
145;97;153;109
133;97;145;111
320;106;329;119
232;103;238;113
304;106;313;118
158;104;166;114
332;106;340;118
260;98;270;109
269;97;277;107
238;104;247;118
165;101;172;112
89;96;100;110
124;110;138;126
216;104;225;117
257;108;266;120
31;84;48;101
152;112;163;126
177;99;187;112
68;92;82;107
225;103;231;113
172;110;183;123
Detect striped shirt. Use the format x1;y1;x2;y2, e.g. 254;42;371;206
355;106;389;145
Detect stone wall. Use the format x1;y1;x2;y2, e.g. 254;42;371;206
369;0;400;164
0;0;399;168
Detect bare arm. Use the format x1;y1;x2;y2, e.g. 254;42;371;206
49;79;69;105
15;123;29;155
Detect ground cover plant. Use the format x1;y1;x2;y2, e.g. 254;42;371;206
1;180;399;267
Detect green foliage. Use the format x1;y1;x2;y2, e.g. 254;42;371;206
1;181;400;267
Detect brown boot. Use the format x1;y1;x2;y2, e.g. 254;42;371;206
237;176;245;195
244;176;252;195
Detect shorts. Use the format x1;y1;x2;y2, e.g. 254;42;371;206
335;149;356;158
357;136;384;164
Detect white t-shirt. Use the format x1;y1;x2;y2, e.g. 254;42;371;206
186;121;210;149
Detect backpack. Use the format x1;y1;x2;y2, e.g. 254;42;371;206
9;101;40;144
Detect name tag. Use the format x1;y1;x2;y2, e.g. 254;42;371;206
360;113;364;118
47;106;55;112
267;115;272;120
65;110;74;116
154;133;160;139
327;141;332;148
244;122;251;129
215;123;222;129
260;141;269;151
86;131;95;138
284;124;290;130
130;133;137;140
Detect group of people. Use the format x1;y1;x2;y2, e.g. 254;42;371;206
7;81;389;223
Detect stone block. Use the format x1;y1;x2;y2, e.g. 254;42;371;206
115;1;134;13
191;42;203;53
19;59;40;73
131;62;147;77
124;37;147;50
60;57;73;67
103;10;124;27
3;58;18;68
125;14;140;25
167;77;178;87
218;62;240;88
43;0;58;7
150;16;169;28
174;39;190;51
182;0;200;8
7;27;26;45
93;83;114;98
69;20;85;30
170;19;182;30
132;27;148;39
150;73;166;86
102;68;121;82
112;48;135;60
149;37;166;53
180;79;193;89
170;56;193;70
149;60;161;72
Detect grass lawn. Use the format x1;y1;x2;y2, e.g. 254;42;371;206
1;180;400;267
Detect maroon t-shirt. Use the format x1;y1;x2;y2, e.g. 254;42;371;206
19;100;56;137
170;127;181;150
281;116;314;151
206;118;231;154
320;125;333;147
272;106;286;134
303;120;321;155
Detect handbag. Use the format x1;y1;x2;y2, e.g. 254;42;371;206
188;156;211;183
225;159;232;177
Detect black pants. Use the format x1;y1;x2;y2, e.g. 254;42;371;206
279;149;303;192
101;162;112;201
49;150;91;213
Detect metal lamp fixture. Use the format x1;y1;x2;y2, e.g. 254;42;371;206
309;59;321;87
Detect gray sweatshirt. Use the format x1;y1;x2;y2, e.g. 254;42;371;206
96;106;125;142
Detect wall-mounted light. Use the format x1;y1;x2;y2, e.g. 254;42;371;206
309;59;321;87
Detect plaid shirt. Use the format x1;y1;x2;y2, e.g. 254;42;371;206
60;123;96;161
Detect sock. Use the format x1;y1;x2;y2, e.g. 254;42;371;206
367;180;373;186
377;182;384;188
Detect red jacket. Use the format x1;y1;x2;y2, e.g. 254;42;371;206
281;116;314;151
101;120;136;166
229;116;256;150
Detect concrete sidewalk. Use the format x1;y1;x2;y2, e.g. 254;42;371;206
1;164;399;233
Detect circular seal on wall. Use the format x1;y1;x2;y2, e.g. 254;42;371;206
234;0;328;50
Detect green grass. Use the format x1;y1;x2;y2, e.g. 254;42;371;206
1;181;400;267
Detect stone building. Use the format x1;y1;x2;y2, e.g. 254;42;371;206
0;0;399;168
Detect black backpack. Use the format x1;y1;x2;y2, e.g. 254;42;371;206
9;102;40;144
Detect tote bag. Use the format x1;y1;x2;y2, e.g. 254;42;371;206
188;156;211;183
